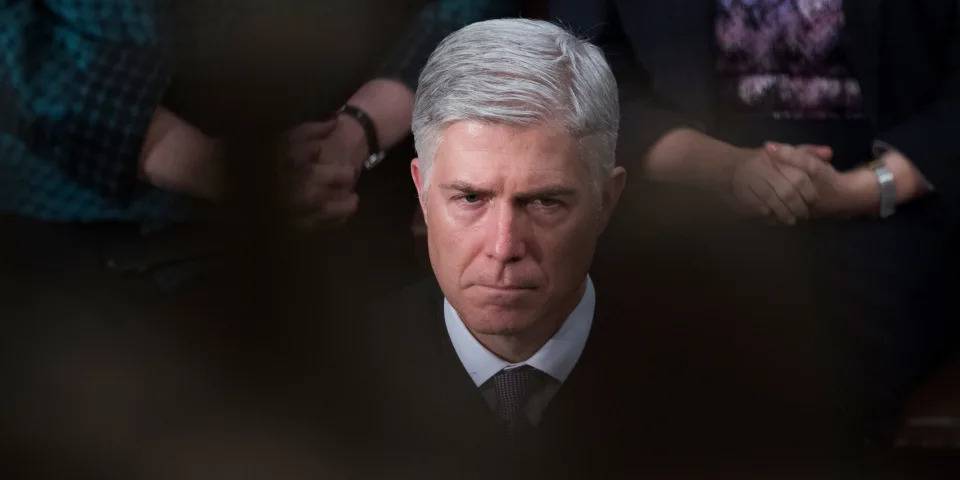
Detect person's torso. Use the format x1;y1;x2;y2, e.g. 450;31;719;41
354;276;856;476
551;0;954;168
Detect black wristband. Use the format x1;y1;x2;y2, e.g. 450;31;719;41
337;104;386;169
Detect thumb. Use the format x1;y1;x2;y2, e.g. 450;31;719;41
288;118;339;143
799;144;833;162
765;142;825;176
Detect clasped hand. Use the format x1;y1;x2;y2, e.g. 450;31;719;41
728;142;857;225
281;116;369;230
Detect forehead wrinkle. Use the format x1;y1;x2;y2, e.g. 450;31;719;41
425;121;595;197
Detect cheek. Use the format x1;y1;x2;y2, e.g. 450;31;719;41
426;208;486;276
532;218;598;275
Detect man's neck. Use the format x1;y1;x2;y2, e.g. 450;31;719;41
470;280;587;363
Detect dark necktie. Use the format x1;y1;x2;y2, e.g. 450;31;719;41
491;365;543;438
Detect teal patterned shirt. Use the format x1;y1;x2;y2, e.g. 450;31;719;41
0;0;192;224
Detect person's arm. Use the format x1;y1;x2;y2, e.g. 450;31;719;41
564;6;824;224
766;142;931;219
870;4;960;208
640;127;749;190
138;106;225;200
791;6;960;218
0;0;175;203
826;148;933;218
330;78;416;168
306;0;523;171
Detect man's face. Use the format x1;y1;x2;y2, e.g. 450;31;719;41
412;121;625;337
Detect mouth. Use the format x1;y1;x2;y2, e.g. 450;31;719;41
475;285;537;292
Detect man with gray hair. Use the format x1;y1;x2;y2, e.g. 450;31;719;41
408;17;623;379
350;18;850;477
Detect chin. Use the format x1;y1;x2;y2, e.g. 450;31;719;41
462;305;540;336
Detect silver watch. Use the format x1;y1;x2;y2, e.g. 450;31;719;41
869;160;896;218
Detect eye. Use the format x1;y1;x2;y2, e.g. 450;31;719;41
453;193;485;207
531;197;562;208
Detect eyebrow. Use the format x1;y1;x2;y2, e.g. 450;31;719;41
516;186;577;199
438;181;494;196
438;181;577;199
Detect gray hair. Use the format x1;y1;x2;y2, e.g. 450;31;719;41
412;18;619;192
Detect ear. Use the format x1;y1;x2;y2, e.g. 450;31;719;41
411;157;426;210
599;166;627;232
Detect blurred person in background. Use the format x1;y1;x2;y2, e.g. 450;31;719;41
0;0;431;231
0;0;470;477
577;0;960;449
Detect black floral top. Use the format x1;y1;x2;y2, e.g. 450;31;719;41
715;0;863;120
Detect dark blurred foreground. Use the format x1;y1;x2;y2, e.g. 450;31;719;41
4;172;960;478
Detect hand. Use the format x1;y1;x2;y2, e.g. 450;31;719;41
282;118;365;229
287;116;368;171
765;143;875;219
139;106;225;199
727;144;831;225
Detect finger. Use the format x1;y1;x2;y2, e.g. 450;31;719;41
288;119;338;143
765;142;823;176
749;180;797;225
798;144;834;162
282;165;355;208
288;140;323;167
774;163;819;205
294;165;357;208
767;171;810;221
766;163;813;220
731;181;772;218
311;164;356;188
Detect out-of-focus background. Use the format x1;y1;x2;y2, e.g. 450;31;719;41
3;1;960;478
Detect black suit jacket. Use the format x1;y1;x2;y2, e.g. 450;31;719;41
342;269;861;478
546;0;960;208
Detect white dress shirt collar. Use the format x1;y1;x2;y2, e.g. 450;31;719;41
444;276;596;387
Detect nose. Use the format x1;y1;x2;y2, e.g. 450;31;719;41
483;201;527;263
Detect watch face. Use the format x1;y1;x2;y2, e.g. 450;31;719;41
365;152;387;170
876;168;895;184
875;166;896;218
